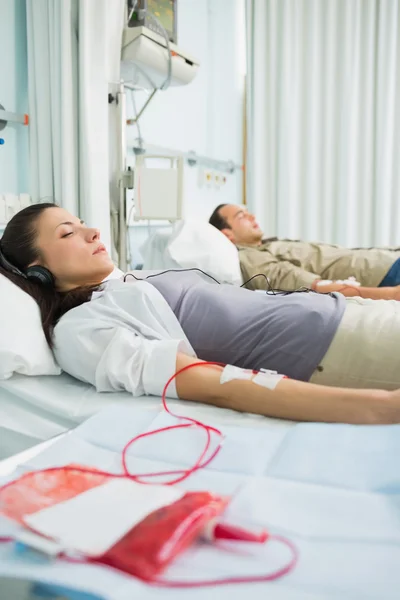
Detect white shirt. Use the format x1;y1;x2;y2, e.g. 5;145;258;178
103;266;124;281
53;277;196;398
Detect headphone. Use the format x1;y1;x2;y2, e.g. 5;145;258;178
0;244;55;287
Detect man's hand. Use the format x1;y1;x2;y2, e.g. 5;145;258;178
313;279;400;300
391;285;400;301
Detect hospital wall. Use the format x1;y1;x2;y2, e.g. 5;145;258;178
0;0;29;197
0;0;244;263
127;0;246;265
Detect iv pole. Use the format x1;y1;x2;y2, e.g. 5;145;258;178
116;82;128;272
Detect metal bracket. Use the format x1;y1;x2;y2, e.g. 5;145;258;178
0;104;29;129
126;88;158;126
131;143;242;174
0;104;6;131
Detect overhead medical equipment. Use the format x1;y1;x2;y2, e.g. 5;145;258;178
0;104;29;130
112;0;199;268
125;142;243;235
122;26;198;89
134;153;184;220
122;0;197;90
128;142;242;226
132;142;243;175
127;0;178;44
0;103;29;150
112;3;241;270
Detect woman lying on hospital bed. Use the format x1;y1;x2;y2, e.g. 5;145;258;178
1;203;400;426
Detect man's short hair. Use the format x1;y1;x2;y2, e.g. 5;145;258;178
209;204;230;231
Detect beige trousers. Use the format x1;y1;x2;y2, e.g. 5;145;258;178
309;296;400;390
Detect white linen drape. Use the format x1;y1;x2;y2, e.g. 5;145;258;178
246;0;400;247
26;0;125;250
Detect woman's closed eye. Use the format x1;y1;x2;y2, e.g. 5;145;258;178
61;231;73;238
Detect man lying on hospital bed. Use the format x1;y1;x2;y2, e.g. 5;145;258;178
2;203;400;427
209;203;400;300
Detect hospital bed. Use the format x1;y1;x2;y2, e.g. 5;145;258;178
0;373;138;460
0;219;244;458
0;267;172;461
1;393;400;599
0;223;399;597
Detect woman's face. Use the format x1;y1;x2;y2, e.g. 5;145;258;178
33;207;115;290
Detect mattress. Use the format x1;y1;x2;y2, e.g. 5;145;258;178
0;268;191;458
0;352;278;459
0;372;139;459
1;398;400;599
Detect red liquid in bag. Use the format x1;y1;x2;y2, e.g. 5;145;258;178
97;491;228;581
0;465;228;582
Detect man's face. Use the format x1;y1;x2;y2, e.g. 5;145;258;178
218;205;263;245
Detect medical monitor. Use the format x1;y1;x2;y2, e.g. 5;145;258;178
127;0;177;44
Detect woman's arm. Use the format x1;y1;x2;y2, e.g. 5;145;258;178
175;353;396;425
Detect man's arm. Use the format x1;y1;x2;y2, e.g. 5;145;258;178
239;248;320;290
312;280;400;300
239;247;400;299
174;353;397;425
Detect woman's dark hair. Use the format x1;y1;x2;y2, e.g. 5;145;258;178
208;204;230;231
0;203;98;346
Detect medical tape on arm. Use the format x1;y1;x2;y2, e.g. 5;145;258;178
220;365;286;390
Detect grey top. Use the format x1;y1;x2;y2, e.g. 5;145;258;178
148;271;346;381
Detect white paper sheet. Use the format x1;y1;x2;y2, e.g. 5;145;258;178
25;479;183;556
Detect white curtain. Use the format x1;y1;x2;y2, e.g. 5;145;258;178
246;0;400;247
26;0;125;250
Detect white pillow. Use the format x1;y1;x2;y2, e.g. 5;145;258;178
0;275;61;379
166;220;243;285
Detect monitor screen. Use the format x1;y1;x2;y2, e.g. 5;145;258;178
147;0;175;35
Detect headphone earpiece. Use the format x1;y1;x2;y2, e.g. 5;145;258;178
0;245;54;286
0;248;26;279
25;265;55;287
